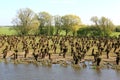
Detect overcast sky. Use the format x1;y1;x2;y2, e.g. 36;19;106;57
0;0;120;26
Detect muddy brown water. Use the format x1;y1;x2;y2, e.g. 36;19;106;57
0;61;120;80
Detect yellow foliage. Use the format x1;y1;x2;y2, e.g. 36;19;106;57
72;25;80;32
30;20;40;30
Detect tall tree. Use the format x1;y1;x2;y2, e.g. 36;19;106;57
12;8;38;35
99;17;114;30
91;16;99;27
37;12;52;35
54;15;62;35
61;14;81;36
91;16;114;36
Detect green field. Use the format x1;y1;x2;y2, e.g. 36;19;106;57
110;32;120;37
0;27;16;35
0;27;120;37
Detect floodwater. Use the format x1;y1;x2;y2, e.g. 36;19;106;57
0;61;120;80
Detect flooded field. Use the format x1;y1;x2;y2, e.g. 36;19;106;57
0;61;120;80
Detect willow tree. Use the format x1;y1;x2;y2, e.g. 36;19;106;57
54;15;62;35
61;14;81;36
91;16;99;27
12;8;39;35
37;12;52;35
91;16;115;36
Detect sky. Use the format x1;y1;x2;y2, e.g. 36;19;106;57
0;0;120;26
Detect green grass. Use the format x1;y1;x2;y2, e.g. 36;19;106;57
110;32;120;37
0;27;16;35
0;26;120;37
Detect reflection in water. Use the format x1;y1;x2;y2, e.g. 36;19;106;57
0;62;120;80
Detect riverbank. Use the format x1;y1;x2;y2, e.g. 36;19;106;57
0;52;120;70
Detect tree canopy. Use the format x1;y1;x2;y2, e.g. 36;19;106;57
12;8;118;37
12;8;39;35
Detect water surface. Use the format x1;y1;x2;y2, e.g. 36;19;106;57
0;62;120;80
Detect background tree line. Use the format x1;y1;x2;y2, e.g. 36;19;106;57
12;8;120;37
